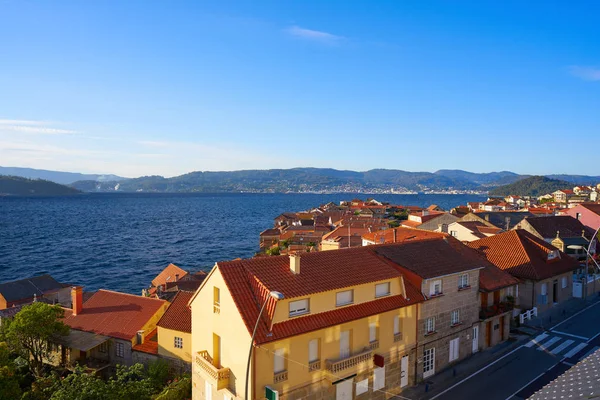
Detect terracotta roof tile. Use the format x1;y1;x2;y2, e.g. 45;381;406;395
152;264;188;287
157;291;192;333
132;328;158;354
466;230;579;281
524;216;592;239
63;290;167;341
362;227;447;244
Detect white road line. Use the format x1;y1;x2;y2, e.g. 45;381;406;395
550;300;600;330
525;333;549;348
550;330;589;341
504;370;547;400
551;339;574;355
429;344;525;400
563;343;588;358
580;346;600;360
537;336;561;351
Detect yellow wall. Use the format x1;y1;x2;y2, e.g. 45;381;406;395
272;277;404;324
128;302;170;346
158;327;192;363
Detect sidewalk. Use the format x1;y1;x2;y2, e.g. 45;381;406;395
397;294;600;400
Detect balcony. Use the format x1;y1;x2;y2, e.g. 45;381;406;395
479;302;514;320
274;370;288;383
325;348;372;377
213;302;220;314
394;332;403;342
308;360;321;372
195;351;231;390
369;340;379;350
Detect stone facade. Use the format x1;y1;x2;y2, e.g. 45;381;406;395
479;311;511;350
518;272;573;313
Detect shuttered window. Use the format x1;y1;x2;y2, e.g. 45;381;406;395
289;299;309;317
375;282;391;298
274;348;285;373
308;339;319;363
336;290;354;306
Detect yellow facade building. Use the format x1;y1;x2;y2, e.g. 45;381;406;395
190;246;424;400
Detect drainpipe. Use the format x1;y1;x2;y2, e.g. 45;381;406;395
414;302;420;385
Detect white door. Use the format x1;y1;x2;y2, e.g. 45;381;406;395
573;281;583;298
340;330;350;359
472;326;479;353
400;355;409;388
336;378;353;400
423;348;435;378
449;338;459;362
205;381;212;400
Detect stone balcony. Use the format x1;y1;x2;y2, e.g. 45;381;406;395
325;348;372;379
195;351;231;390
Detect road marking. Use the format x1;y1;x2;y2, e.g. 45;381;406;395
525;333;549;348
537;336;561;351
580;346;600;360
551;339;574;355
587;330;600;343
429;344;525;400
550;299;600;331
563;343;588;358
504;370;547;400
550;330;589;341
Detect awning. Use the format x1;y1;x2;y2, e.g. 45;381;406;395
57;329;110;352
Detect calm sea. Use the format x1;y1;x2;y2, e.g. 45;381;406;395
0;193;486;294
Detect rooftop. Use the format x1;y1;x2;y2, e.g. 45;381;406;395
0;274;67;302
523;215;592;239
151;263;188;288
157;291;193;333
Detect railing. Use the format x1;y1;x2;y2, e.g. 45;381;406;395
325;348;372;374
308;360;321;372
519;307;538;324
195;351;230;390
213;302;220;314
369;340;379;350
480;302;514;320
274;370;288;383
394;332;403;342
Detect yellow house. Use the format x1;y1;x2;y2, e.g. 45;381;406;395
190;246;424;400
157;290;193;363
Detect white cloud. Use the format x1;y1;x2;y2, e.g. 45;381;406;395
284;26;343;44
0;119;78;135
568;66;600;81
0;119;47;125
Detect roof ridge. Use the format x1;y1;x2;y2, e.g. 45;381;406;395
97;289;166;302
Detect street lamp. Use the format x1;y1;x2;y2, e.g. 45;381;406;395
245;290;284;400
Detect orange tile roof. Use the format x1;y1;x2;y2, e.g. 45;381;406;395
63;290;167;341
132;328;158;354
466;230;579;281
400;220;422;228
362;226;447;244
157;291;192;333
479;263;520;292
152;263;188;287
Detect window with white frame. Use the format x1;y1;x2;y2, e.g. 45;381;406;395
430;280;442;296
369;323;378;343
506;286;514;297
174;336;183;349
425;317;435;334
561;276;567;289
336;290;354;306
308;339;319;363
289;299;309;317
450;230;458;237
451;309;460;326
458;274;469;289
375;282;391;297
115;342;124;358
393;315;401;335
274;348;286;374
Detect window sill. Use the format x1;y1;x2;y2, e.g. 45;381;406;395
375;293;391;298
336;302;354;307
289;311;310;318
429;293;444;299
424;331;437;337
458;286;471;291
450;322;463;328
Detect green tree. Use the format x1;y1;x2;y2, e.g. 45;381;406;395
49;368;109;400
108;364;154;400
6;303;70;377
154;376;191;400
146;359;170;392
265;246;280;256
387;220;400;228
0;365;22;400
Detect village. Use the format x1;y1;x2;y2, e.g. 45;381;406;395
1;184;600;400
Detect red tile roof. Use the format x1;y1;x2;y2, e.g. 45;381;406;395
157;291;192;333
132;328;158;354
479;263;520;292
400;220;422;228
63;290;167;341
362;226;447;244
466;230;579;281
152;264;188;287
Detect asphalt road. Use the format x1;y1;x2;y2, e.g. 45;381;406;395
431;301;600;400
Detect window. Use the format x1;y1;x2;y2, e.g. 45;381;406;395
205;381;213;400
451;310;460;326
373;366;385;390
562;277;568;289
115;342;124;358
98;341;108;353
458;274;469;289
274;348;286;374
450;230;458;237
423;348;435;378
174;336;183;349
308;339;319;363
425;317;435;334
506;286;514;298
336;290;354;306
369;323;378;343
393;315;401;335
375;282;391;298
289;299;309;317
449;338;460;362
213;287;220;313
429;280;442;296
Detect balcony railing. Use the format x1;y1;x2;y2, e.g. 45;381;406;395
369;340;379;350
195;351;230;390
308;360;321;372
213;302;220;314
325;348;372;374
394;332;403;342
479;301;514;320
274;370;288;383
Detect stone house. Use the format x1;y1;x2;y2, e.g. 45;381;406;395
446;221;501;242
460;211;534;231
0;274;72;310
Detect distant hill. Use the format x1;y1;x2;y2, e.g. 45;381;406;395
434;170;524;186
0;176;81;196
488;176;573;197
0;166;126;185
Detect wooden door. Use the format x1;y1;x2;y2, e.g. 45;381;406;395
500;316;505;341
486;321;492;347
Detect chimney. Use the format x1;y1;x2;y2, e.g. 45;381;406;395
71;286;83;316
290;253;301;275
175;274;179;282
136;330;144;345
393;228;397;243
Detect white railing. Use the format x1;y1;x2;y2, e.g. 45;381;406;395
519;307;538;324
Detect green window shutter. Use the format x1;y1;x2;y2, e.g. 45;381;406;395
265;386;279;400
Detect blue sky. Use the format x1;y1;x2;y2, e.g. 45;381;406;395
1;1;599;177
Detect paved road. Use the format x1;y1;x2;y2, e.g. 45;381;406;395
432;301;600;400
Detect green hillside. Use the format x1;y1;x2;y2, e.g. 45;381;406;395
0;175;81;196
488;176;573;197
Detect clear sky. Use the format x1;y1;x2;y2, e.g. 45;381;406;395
1;1;599;177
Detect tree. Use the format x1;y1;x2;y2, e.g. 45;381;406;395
6;303;70;377
265;246;280;256
0;342;21;400
154;376;191;400
107;364;154;400
49;368;109;400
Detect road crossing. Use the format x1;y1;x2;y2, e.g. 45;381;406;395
525;332;593;360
